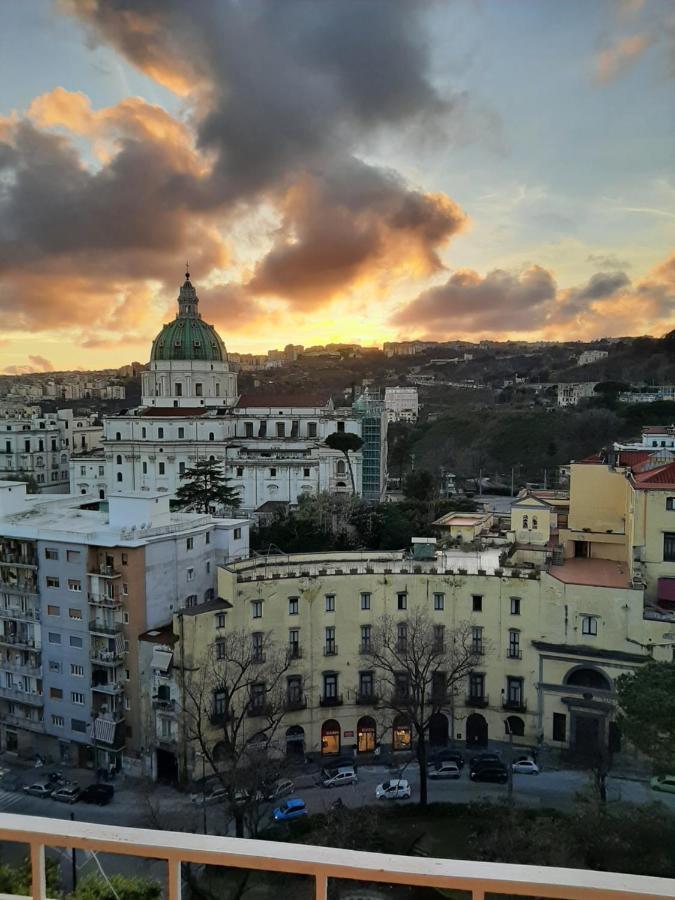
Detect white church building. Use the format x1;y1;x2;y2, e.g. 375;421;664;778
91;273;386;511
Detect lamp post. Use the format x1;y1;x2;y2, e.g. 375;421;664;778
195;751;207;834
504;717;514;804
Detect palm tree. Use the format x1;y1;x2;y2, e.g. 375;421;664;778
325;432;363;494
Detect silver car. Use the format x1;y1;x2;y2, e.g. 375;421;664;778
23;782;53;798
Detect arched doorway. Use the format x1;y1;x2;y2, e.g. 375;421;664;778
505;715;524;737
429;712;449;746
357;716;376;753
212;741;228;765
565;667;611;691
392;715;412;751
466;713;488;747
321;719;341;755
286;725;305;758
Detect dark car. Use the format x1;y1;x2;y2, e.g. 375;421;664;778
470;764;508;784
79;783;114;805
469;752;501;769
428;750;464;770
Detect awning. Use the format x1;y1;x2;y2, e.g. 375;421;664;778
658;577;675;607
93;718;116;745
152;648;173;672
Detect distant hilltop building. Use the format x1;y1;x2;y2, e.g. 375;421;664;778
384;386;419;423
557;382;597;407
92;272;387;509
383;340;440;357
577;349;608;366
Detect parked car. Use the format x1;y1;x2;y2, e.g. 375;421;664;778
650;775;675;794
52;783;81;804
428;750;464;769
190;784;228;805
470;765;508;784
267;778;295;800
321;766;358;788
78;783;115;805
23;782;53;798
375;779;412;800
469;753;501;769
273;798;307;821
512;759;539;775
428;762;461;780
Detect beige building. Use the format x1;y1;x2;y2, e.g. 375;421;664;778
433;511;495;543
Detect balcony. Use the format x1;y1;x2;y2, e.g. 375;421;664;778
1;713;44;733
355;691;379;706
472;645;485;656
288;646;303;660
153;698;176;711
89;565;121;578
319;694;343;707
0;685;43;706
89;619;122;637
0;606;40;622
251;652;266;665
0;814;665;900
88;591;121;608
90;650;124;666
285;694;307;711
506;648;523;659
0;551;37;567
0;579;37;595
323;644;338;657
0;634;37;650
0;659;41;677
247;703;272;718
503;697;527;712
92;681;124;695
465;693;489;708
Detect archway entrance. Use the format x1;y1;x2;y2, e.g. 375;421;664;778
321;719;341;756
429;712;449;746
357;716;376;753
156;748;178;785
392;715;412;751
505;715;524;737
286;725;305;758
565;667;611;691
466;713;488;747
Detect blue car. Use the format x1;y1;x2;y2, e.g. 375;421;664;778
273;798;307;821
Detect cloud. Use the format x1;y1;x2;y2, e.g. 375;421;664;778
390;253;675;340
3;355;54;374
595;33;654;83
28;355;54;371
586;253;632;269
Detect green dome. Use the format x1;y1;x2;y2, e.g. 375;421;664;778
150;274;227;363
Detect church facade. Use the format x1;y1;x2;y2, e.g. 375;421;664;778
100;274;387;510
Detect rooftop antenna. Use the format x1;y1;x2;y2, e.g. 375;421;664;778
185;260;190;280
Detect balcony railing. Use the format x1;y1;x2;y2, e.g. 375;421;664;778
209;709;231;725
465;693;489;708
153;698;176;711
90;650;124;666
319;694;343;707
323;644;338;657
247;703;272;718
92;681;123;695
355;691;379;706
88;591;121;608
503;697;527;711
506;648;523;659
285;694;307;711
471;644;485;656
0;814;669;900
0;606;40;622
89;619;122;637
288;646;303;660
358;643;371;654
0;634;37;650
89;565;121;578
251;652;266;664
0;551;37;567
0;685;43;705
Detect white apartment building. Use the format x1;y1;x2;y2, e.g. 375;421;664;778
384;386;419;423
557;382;598;407
577;349;609;366
0;409;102;494
0;481;249;769
102;272;387;509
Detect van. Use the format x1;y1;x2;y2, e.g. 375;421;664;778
320;766;358;788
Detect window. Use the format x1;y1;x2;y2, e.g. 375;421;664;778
288;596;299;615
532;516;538;529
252;632;264;662
123;612;129;624
325;625;336;655
158;427;164;439
69;636;83;648
178;427;185;439
395;672;409;699
508;629;521;657
48;632;61;644
234;527;242;540
178;462;185;475
66;550;80;562
71;719;87;733
337;421;345;433
186;567;194;581
50;687;63;700
186;537;194;551
664;533;675;562
216;612;226;628
433;624;444;651
48;660;61;673
432;671;446;700
159;462;165;475
68;580;81;592
270;467;277;477
252;600;263;619
360;624;371;651
510;596;521;615
68;608;82;620
433;592;445;611
122;553;128;565
472;626;483;654
323;672;338;700
251;681;266;710
469;673;485;699
581;615;598;636
116;455;122;465
289;629;300;657
667;497;675;511
552;712;566;743
195;383;203;397
141;428;147;439
116;473;123;483
98;466;105;476
71;692;85;705
47;605;60;616
360;592;371;611
51;715;64;728
522;515;528;528
142;462;148;475
397;592;407;611
303;466;311;477
174;383;182;397
80;466;87;476
308;422;317;438
359;670;374;698
397;622;408;652
245;422;254;438
472;594;483;612
70;664;84;677
122;583;128;596
215;640;226;660
236;466;244;477
46;577;59;589
205;532;211;545
186;594;198;608
506;677;523;706
45;548;58;560
287;675;302;703
276;422;286;438
325;593;335;612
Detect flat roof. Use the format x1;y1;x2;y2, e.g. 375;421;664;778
548;557;631;590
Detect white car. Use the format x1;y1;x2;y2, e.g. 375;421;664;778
321;766;358;788
190;784;228;805
428;762;461;780
375;779;412;800
512;759;539;775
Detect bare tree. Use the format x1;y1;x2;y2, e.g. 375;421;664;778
365;608;483;806
180;627;291;837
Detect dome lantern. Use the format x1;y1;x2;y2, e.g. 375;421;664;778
150;271;227;363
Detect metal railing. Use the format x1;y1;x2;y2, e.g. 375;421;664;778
0;814;672;900
319;694;343;707
465;693;489;708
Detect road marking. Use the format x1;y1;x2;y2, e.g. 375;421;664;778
0;789;25;811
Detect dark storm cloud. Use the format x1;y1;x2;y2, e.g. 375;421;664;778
575;270;631;301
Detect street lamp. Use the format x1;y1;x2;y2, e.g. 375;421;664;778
195;751;207;834
504;717;514;804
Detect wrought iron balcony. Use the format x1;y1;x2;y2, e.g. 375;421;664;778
358;643;371;654
284;694;307;711
465;693;489;708
355;691;379;706
247;703;272;718
153;698;176;711
89;565;121;578
89;619;122;637
503;697;527;712
288;646;303;660
323;644;338;657
506;648;523;659
319;693;343;707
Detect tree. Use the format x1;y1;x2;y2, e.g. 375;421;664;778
616;661;675;772
72;875;161;900
403;469;436;502
174;459;241;514
325;432;363;494
180;626;291;837
0;856;61;897
365;608;483;806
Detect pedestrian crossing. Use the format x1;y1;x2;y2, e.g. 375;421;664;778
0;789;26;811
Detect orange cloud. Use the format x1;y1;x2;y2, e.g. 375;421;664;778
595;33;654;83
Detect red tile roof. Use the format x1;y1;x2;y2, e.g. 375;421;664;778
632;462;675;490
643;425;675;434
236;392;332;409
615;450;652;466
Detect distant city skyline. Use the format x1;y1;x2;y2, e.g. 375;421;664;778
0;1;673;373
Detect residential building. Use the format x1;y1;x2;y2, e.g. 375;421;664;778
383;386;419;423
0;481;249;769
577;350;608;366
432;511;495;543
557;382;597;407
102;272;386;510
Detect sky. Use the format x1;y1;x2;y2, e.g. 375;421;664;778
0;0;674;373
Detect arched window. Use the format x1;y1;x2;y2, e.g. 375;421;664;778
209;432;215;441
115;432;121;441
336;460;346;475
532;516;538;529
357;716;376;753
522;515;528;528
116;472;123;482
564;667;611;691
321;719;341;755
116;455;122;465
505;715;524;737
392;714;412;751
